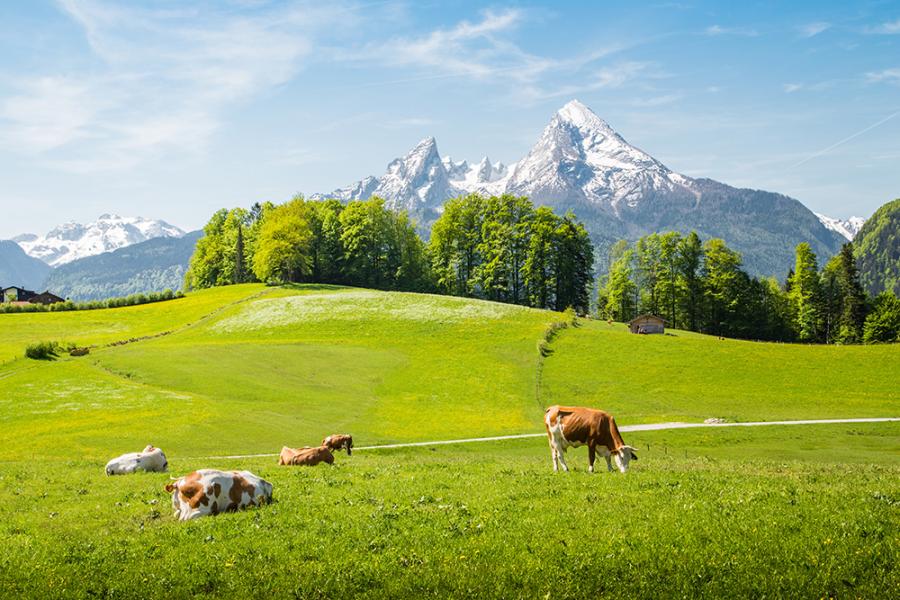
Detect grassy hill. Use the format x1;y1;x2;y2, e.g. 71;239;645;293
0;285;897;597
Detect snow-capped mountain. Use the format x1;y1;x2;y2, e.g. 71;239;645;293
815;213;866;241
14;214;184;267
315;99;846;276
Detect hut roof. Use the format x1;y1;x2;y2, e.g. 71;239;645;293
628;314;668;325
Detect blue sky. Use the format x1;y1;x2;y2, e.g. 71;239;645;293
1;0;898;237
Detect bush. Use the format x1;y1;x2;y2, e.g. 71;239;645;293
25;341;60;360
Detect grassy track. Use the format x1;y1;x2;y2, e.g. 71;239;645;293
0;285;897;597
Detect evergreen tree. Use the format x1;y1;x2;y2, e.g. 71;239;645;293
789;243;824;342
677;232;704;331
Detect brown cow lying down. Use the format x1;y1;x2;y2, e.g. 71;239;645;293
322;434;353;455
544;405;638;473
279;445;335;466
164;469;273;521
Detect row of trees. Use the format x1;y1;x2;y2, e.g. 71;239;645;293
186;197;431;293
430;195;593;312
185;194;595;313
598;231;899;343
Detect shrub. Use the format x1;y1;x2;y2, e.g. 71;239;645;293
25;341;60;360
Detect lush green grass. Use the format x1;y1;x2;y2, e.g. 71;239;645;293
0;285;897;597
541;319;900;423
0;427;897;598
0;284;269;365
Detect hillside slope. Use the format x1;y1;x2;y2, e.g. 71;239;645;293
0;240;51;290
854;198;900;296
1;285;897;460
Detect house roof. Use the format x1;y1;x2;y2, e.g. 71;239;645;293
628;314;668;325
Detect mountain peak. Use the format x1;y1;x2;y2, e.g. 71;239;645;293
556;99;614;133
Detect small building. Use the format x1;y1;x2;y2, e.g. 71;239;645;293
31;291;65;305
629;314;666;334
1;286;64;305
2;286;36;303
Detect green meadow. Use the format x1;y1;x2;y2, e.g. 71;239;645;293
0;284;897;598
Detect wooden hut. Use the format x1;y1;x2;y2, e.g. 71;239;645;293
629;314;666;334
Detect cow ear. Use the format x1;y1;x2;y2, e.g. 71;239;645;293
165;483;176;493
631;452;638;461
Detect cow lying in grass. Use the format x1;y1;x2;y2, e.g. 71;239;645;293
164;469;273;521
279;445;335;466
544;405;638;473
105;445;168;475
323;434;353;455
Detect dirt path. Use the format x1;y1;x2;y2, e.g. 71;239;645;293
193;417;900;460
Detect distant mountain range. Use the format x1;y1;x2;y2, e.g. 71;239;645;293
14;214;184;267
42;231;202;301
316;99;847;277
1;215;191;301
0;241;52;290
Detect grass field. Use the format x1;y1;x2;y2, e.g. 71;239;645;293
0;284;897;597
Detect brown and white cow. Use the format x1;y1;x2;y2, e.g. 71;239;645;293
544;405;638;473
164;469;273;521
105;445;168;475
322;434;353;455
278;445;335;466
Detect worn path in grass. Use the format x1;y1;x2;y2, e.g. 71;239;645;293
193;417;900;459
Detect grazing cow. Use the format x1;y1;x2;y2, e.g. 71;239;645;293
544;405;638;473
105;445;168;475
164;469;273;521
322;434;353;455
279;445;335;466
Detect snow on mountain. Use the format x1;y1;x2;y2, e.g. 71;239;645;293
815;213;866;241
15;214;185;267
318;99;691;216
506;99;691;212
313;99;846;276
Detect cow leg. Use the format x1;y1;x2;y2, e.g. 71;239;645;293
605;454;613;472
557;448;570;472
588;444;596;474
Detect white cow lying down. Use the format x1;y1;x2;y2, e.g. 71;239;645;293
165;469;273;521
105;445;168;475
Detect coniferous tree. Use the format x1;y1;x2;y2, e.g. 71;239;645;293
789;243;824;342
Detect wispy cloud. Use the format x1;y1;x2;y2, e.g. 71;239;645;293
339;9;639;103
798;22;831;38
0;0;357;171
792;108;900;167
865;68;900;84
632;93;683;107
704;25;758;37
783;83;803;93
865;18;900;34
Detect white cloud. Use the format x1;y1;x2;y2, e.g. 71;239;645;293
0;0;354;171
704;25;758;37
865;68;900;84
783;83;803;93
865;19;900;34
798;22;831;38
632;93;683;107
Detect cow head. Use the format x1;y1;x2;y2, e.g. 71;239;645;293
612;445;638;473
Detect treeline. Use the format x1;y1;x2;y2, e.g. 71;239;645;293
598;231;900;344
430;195;593;312
185;194;595;313
0;289;183;314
